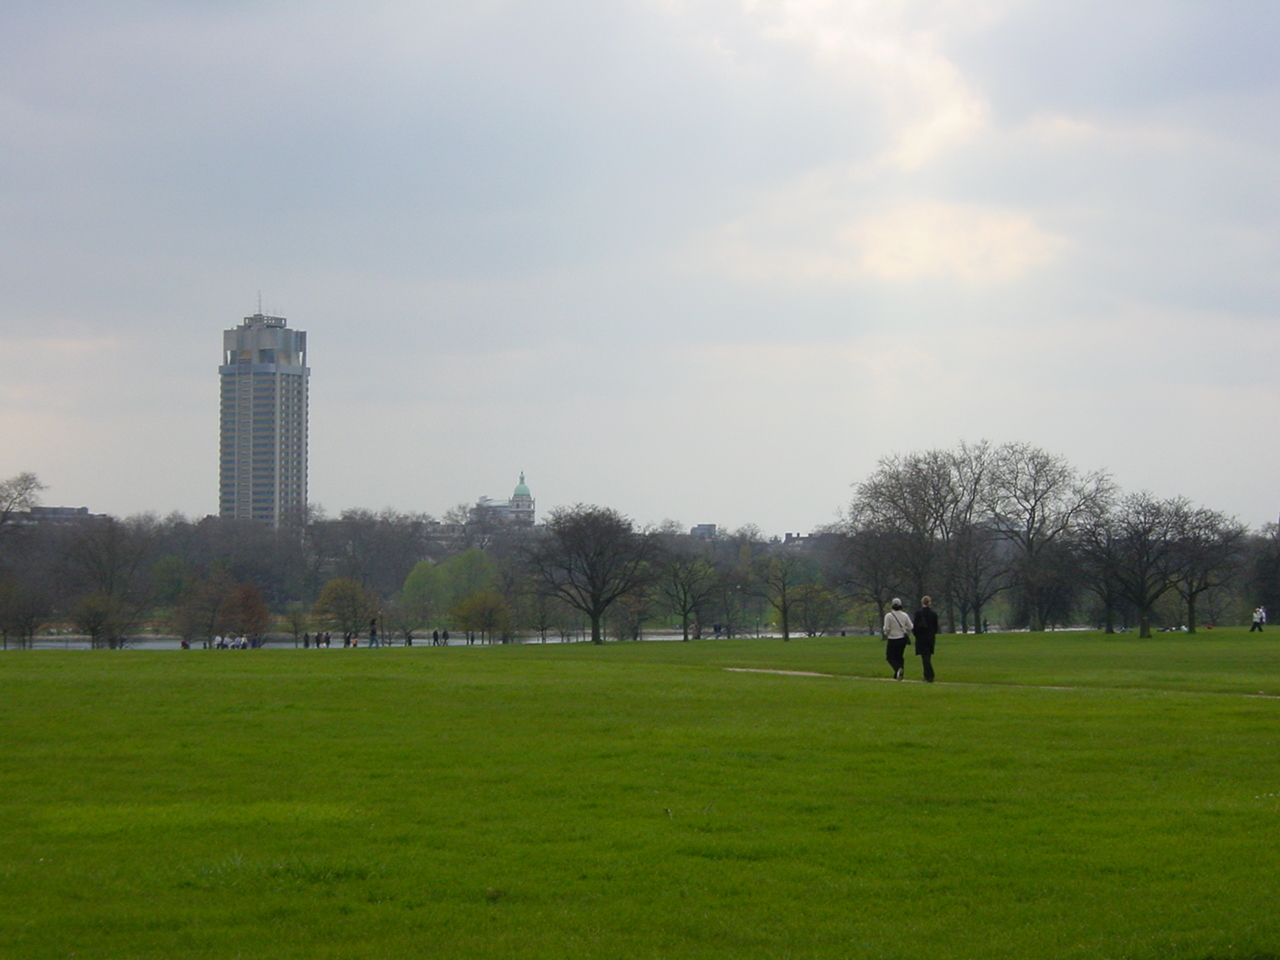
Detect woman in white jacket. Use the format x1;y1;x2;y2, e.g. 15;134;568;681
883;598;913;681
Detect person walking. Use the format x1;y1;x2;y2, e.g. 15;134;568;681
1251;606;1266;632
883;599;913;681
912;596;940;683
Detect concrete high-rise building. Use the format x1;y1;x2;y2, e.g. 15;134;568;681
218;312;309;527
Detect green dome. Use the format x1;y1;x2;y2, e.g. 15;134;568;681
512;472;531;498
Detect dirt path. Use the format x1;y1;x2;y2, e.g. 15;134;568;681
722;666;1280;699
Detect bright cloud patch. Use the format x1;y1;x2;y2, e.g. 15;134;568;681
739;0;992;167
855;201;1065;282
708;183;1063;284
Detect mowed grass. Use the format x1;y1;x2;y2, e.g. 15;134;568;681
2;632;1280;960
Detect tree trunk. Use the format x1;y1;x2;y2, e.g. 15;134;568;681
591;613;603;644
1186;593;1198;634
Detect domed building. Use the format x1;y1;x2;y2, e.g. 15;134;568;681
472;473;536;526
508;472;535;525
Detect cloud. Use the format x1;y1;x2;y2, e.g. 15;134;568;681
856;200;1064;282
738;0;995;168
0;1;1277;535
705;173;1065;284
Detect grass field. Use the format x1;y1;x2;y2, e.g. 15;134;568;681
3;631;1280;959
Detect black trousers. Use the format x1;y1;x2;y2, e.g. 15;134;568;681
918;651;935;682
885;638;909;674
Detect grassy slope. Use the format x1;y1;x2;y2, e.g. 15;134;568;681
2;632;1279;959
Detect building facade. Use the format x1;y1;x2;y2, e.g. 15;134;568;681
218;312;309;527
472;473;535;526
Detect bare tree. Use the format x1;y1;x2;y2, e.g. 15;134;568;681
933;442;999;631
986;442;1113;630
524;589;559;642
171;570;236;647
314;577;379;642
947;519;1008;633
282;602;309;647
1246;524;1280;622
452;589;512;644
1170;506;1247;633
0;577;52;648
61;516;152;600
826;523;908;621
610;585;656;641
1103;492;1185;638
316;509;435;598
851;449;956;600
653;537;720;640
61;516;153;643
756;552;814;641
524;505;654;644
0;472;44;532
793;583;845;637
223;582;271;638
707;575;753;637
71;592;135;648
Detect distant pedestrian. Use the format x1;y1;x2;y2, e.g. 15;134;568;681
432;629;440;646
442;629;450;645
912;596;940;683
883;599;913;681
1251;606;1267;632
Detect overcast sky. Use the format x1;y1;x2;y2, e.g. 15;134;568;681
2;0;1277;535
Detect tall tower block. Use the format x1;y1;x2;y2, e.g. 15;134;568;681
219;312;309;527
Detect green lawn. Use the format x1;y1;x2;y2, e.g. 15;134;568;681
2;632;1279;959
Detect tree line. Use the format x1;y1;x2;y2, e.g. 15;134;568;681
0;443;1276;646
836;441;1269;638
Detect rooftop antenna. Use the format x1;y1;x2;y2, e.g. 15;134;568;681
257;291;263;316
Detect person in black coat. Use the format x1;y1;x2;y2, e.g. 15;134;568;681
912;596;940;683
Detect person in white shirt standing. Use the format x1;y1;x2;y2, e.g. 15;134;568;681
883;598;914;681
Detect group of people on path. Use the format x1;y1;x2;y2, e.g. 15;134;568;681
211;634;258;649
882;596;939;682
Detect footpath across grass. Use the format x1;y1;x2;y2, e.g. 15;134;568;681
2;631;1279;959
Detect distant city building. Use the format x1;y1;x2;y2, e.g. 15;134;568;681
13;506;105;525
473;473;536;526
690;523;717;539
218;312;309;527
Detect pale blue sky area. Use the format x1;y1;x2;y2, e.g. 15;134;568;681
1;1;1276;534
